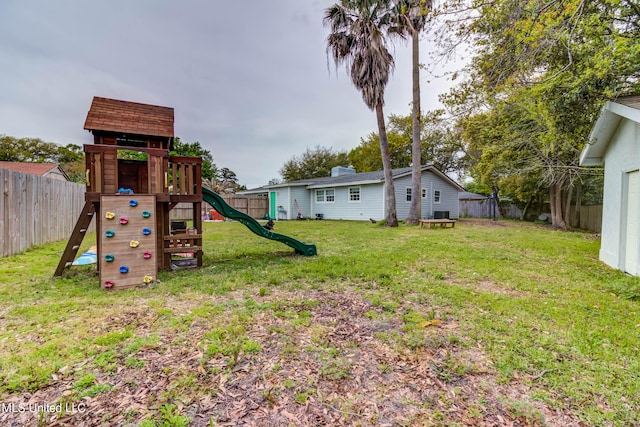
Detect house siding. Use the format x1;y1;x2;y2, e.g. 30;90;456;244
312;184;384;220
601;119;640;270
393;172;460;220
267;167;461;222
289;186;311;219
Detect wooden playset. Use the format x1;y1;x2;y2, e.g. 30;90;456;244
54;97;203;289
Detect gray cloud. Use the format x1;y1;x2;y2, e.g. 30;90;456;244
0;0;460;188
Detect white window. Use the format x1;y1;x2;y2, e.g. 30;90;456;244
406;187;412;202
316;189;335;203
422;188;427;199
434;190;441;203
326;189;335;202
349;187;360;202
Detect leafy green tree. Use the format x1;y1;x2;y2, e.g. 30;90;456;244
349;112;466;175
349;130;410;172
324;0;399;226
170;137;217;180
280;145;349;182
203;167;244;194
0;135;86;183
441;0;639;229
1;135;59;162
463;179;490;196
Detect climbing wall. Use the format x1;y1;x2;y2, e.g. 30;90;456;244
100;195;157;290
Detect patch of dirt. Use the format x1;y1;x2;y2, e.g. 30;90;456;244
0;290;586;426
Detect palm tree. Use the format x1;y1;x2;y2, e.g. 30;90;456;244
324;0;399;226
395;0;431;224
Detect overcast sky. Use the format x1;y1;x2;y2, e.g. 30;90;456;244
0;0;465;188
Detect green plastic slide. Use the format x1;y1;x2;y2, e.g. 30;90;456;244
202;188;317;256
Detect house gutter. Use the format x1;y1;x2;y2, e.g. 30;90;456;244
306;179;382;189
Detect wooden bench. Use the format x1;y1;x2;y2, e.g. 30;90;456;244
419;219;456;229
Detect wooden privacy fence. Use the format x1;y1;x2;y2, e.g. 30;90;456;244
1;169;94;258
460;199;522;219
461;199;602;232
570;205;602;232
170;195;268;220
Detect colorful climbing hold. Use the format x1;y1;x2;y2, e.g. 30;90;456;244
143;251;152;259
130;240;140;248
142;227;152;235
105;211;115;219
105;254;115;262
143;275;153;284
105;230;115;238
119;217;129;225
119;266;129;274
142;211;151;218
129;200;138;207
104;280;114;289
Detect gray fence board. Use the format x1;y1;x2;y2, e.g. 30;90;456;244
1;169;94;258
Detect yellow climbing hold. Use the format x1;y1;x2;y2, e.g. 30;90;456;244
143;275;153;284
129;240;140;248
105;211;115;219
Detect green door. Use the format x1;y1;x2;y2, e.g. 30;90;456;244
269;192;277;219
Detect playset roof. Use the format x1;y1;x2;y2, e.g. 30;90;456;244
84;97;174;138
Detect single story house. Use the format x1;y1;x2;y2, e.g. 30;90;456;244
0;161;69;181
579;95;640;275
251;165;463;221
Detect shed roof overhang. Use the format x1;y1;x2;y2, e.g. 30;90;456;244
580;100;640;166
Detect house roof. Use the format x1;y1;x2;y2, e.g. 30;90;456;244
237;186;270;195
580;95;640;166
0;161;67;178
83;96;174;138
267;165;464;191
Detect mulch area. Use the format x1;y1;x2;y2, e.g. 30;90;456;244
0;289;585;426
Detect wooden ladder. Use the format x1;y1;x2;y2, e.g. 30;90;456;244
54;202;96;276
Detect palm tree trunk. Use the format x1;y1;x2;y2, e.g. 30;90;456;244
376;103;398;227
406;29;422;225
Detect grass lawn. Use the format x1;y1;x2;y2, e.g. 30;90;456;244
0;218;639;426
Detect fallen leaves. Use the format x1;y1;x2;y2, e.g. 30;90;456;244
0;289;586;426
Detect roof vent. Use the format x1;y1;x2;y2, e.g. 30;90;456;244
331;166;356;177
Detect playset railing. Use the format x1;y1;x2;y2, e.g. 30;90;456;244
168;156;202;197
84;145;201;199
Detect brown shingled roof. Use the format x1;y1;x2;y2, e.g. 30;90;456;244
0;161;62;176
616;95;640;110
83;97;174;138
